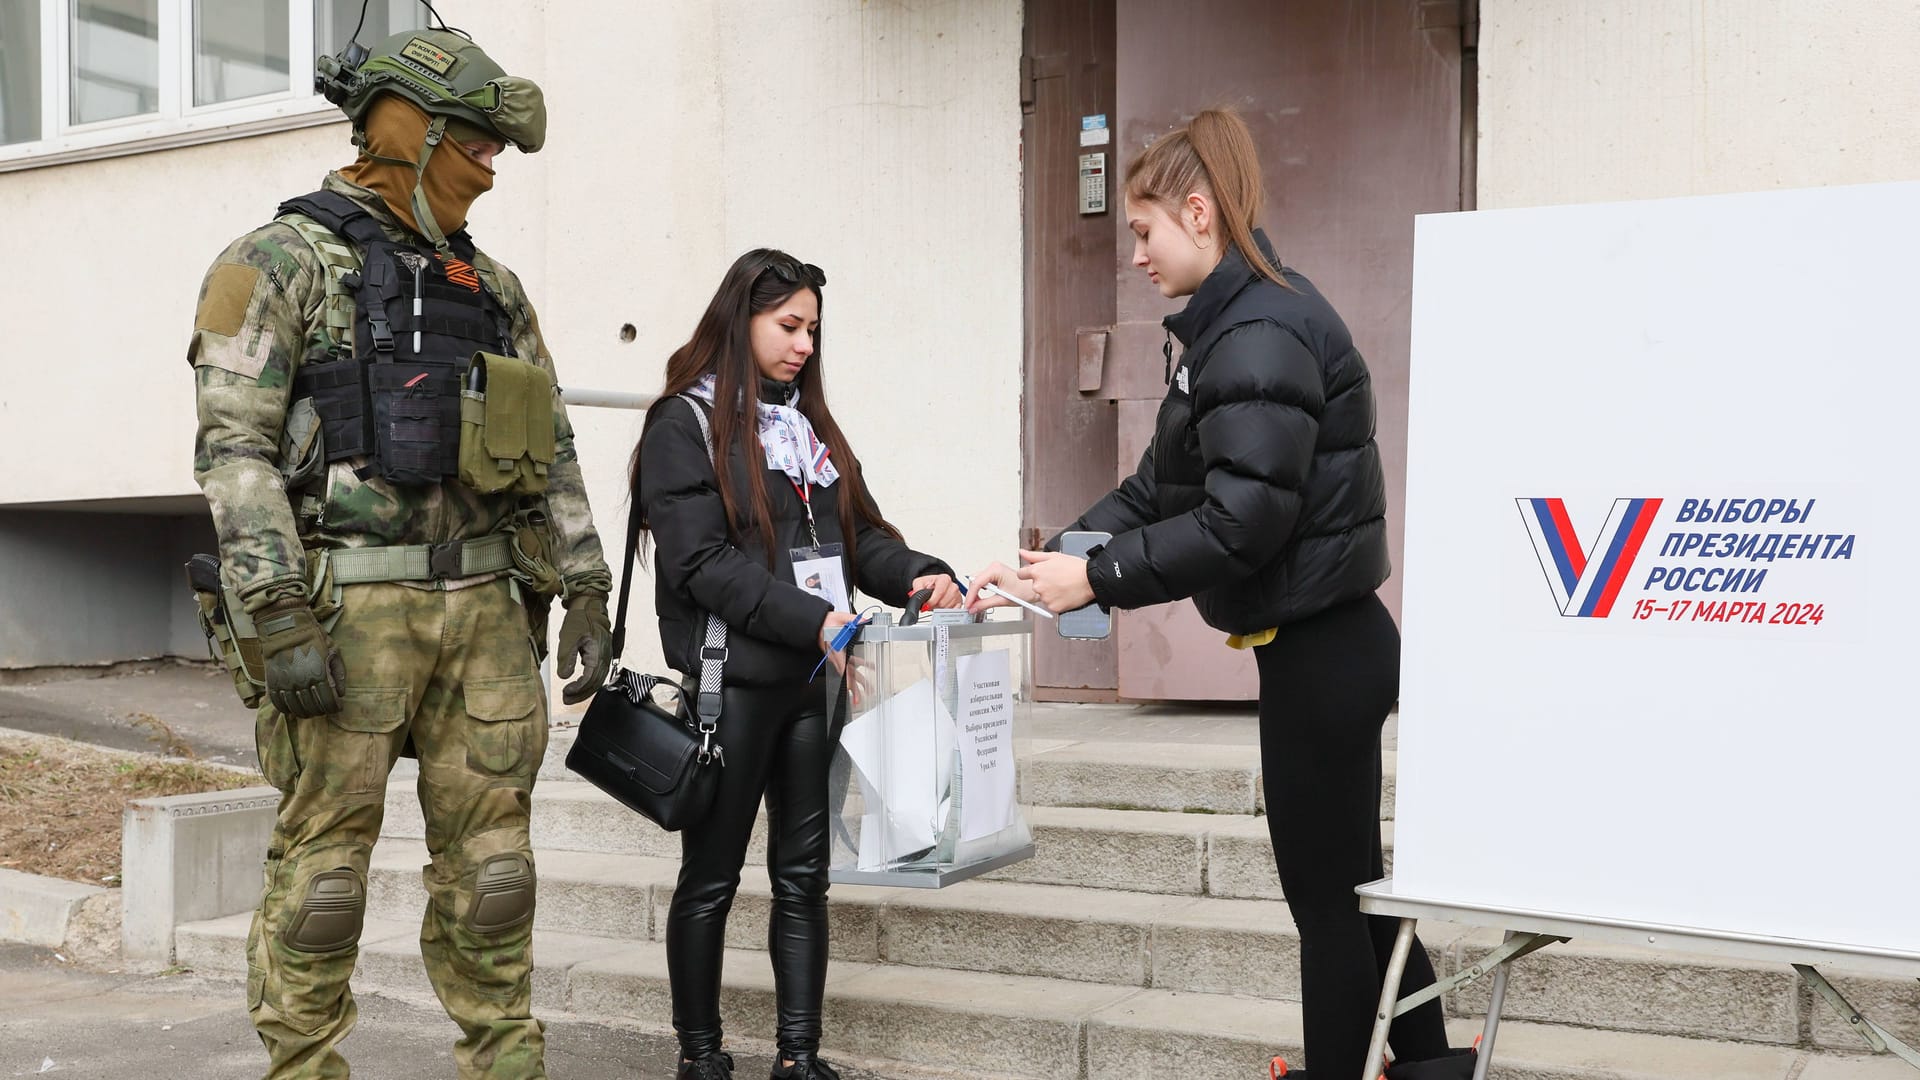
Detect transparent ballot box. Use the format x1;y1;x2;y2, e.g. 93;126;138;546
826;612;1033;888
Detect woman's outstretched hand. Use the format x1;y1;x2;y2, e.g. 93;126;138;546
1016;549;1095;613
964;561;1039;617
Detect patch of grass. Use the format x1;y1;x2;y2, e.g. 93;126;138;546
0;736;260;886
129;711;197;759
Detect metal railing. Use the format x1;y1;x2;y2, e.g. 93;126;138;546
561;387;656;411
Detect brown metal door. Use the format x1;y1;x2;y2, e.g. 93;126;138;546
1022;0;1121;702
1026;0;1466;702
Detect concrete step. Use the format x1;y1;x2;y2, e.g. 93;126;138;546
381;776;768;862
360;839;1826;1046
363;839;1319;997
174;914;1911;1080
381;780;1359;899
1021;739;1263;814
1020;738;1395;820
506;723;1395;820
1805;967;1920;1053
1447;930;1808;1047
989;804;1391;900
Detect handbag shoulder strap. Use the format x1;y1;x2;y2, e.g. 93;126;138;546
674;393;729;730
609;457;644;660
610;393;728;732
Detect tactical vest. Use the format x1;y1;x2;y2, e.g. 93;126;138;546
279;190;517;487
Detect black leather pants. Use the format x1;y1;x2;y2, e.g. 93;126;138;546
667;681;839;1060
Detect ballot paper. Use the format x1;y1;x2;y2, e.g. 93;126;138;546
838;676;957;869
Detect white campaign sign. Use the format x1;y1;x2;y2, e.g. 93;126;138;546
956;649;1016;842
1395;181;1920;955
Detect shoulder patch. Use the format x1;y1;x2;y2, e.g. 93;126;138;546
195;263;260;337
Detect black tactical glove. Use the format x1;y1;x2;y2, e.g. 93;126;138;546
256;597;346;718
556;593;612;705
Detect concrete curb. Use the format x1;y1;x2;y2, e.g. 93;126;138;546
122;786;280;970
0;866;109;949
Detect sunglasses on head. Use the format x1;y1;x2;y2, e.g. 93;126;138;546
763;256;827;288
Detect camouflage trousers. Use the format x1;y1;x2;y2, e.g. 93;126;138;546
247;578;548;1080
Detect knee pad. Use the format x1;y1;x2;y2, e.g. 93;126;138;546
283;868;365;953
465;852;535;934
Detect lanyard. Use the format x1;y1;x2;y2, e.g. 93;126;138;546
777;412;827;548
790;476;820;548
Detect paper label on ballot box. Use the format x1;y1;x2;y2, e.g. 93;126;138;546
956;650;1015;842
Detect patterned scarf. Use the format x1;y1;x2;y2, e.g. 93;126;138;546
689;374;840;490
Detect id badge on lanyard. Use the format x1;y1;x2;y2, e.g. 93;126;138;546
787;476;851;613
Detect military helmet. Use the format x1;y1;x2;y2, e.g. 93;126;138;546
316;29;545;153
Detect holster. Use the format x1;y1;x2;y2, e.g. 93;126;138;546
185;554;266;708
185;550;342;711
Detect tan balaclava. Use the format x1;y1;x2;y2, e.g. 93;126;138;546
340;95;497;239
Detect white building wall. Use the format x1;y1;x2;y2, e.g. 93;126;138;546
541;0;1026;678
0;1;1025;676
1;125;348;505
1478;0;1920;207
0;512;212;667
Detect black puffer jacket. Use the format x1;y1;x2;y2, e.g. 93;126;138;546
1064;230;1389;634
638;384;952;686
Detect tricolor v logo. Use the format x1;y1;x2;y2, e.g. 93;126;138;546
1517;498;1663;618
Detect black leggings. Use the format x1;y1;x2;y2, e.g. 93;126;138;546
667;681;837;1060
1256;593;1449;1076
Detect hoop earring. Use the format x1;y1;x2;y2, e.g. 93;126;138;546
1194;234;1213;251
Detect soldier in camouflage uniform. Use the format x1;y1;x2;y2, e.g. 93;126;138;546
187;28;610;1080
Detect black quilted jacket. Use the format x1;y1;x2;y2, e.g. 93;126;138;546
1063;230;1389;634
637;387;951;686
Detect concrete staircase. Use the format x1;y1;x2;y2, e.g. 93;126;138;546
177;706;1917;1079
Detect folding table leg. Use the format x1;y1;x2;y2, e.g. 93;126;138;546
1363;917;1419;1080
1470;931;1515;1080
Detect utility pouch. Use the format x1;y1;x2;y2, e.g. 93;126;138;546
506;506;563;661
293;352;372;463
368;360;463;486
186;554;266;708
506;506;564;597
458;352;556;496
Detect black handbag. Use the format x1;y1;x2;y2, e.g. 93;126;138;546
565;394;730;831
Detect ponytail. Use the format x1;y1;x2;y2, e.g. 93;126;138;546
1124;107;1288;289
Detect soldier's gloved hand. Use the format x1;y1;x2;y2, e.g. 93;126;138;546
556;594;612;705
256;597;346;718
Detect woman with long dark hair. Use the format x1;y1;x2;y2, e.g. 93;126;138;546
633;249;960;1080
968;110;1470;1079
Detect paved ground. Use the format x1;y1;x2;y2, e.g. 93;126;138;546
0;662;256;767
0;943;905;1080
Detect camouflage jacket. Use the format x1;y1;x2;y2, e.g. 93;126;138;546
189;173;610;610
